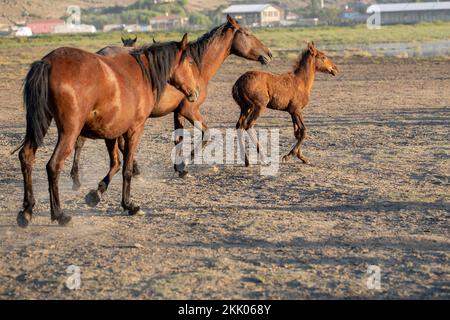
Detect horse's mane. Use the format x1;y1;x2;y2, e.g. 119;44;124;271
187;23;231;67
131;41;183;102
293;49;313;77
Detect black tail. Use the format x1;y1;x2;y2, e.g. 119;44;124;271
13;60;52;154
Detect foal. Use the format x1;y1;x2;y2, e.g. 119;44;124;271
233;42;338;165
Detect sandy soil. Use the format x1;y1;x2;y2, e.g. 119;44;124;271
0;49;449;299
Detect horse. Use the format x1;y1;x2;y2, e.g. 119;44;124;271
16;34;201;228
121;35;137;47
69;35;140;189
233;42;339;166
69;15;273;206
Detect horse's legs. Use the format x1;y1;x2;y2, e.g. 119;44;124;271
47;132;79;226
173;112;188;177
184;109;209;160
244;107;265;165
118;135;140;177
70;136;86;191
17;141;38;228
236;111;249;166
121;128;145;215
282;111;308;164
85;138;121;207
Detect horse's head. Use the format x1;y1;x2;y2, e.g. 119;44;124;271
227;15;273;65
122;36;137;47
169;33;200;102
308;42;339;76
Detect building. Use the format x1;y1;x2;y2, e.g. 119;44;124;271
367;1;450;25
103;24;125;32
222;4;282;27
53;24;97;34
148;15;188;31
26;19;65;35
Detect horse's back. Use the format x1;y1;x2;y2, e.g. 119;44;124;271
97;46;132;56
233;70;294;110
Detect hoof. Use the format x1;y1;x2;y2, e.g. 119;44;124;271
282;156;290;163
85;189;101;207
57;214;72;227
301;158;310;165
174;162;187;174
127;206;141;216
72;180;81;191
178;170;189;179
17;210;32;228
132;165;141;177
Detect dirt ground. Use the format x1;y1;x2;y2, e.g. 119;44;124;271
0;47;448;299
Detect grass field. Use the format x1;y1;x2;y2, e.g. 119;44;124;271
1;22;449;51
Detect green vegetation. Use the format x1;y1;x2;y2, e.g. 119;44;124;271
1;21;449;50
81;0;189;28
292;0;343;25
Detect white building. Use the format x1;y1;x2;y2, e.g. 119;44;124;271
367;1;450;25
223;4;282;27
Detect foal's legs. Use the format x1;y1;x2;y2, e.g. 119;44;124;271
236;107;264;167
85;139;121;207
244;107;266;165
17;141;38;228
47;131;80;226
121;127;145;215
282;111;309;164
70;136;86;191
118;136;140;176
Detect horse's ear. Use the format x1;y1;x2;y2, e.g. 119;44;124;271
308;42;317;56
121;37;126;44
132;36;137;43
152;37;157;44
180;33;188;50
227;14;240;29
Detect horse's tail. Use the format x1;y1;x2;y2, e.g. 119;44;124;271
12;60;52;154
231;80;241;106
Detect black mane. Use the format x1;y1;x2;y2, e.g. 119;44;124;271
131;41;182;102
186;23;231;67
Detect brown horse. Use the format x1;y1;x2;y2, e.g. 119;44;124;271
69;35;140;188
233;42;339;166
70;15;273;205
16;34;200;228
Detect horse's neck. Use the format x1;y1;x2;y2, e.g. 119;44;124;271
295;57;316;101
200;30;234;81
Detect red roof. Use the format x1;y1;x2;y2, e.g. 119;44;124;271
27;19;65;34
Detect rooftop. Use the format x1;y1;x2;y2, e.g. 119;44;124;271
367;1;450;13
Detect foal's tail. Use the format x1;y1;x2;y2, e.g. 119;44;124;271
231;80;242;106
12;60;52;154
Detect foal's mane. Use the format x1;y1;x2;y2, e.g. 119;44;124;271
131;41;183;102
293;49;313;77
187;23;231;67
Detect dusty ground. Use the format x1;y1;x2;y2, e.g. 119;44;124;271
0;47;449;299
